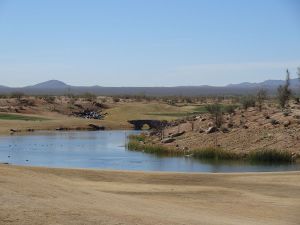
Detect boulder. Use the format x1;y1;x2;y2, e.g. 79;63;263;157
243;125;249;129
56;127;66;131
206;126;218;134
227;123;234;128
169;131;185;138
221;127;230;133
270;119;280;125
10;129;21;133
161;138;175;143
88;124;105;130
293;115;300;119
283;120;291;127
199;128;205;133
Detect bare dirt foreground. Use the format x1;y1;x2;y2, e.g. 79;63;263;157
0;165;299;225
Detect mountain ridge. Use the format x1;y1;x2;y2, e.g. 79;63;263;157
0;78;299;96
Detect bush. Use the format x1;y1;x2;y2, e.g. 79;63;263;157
256;89;267;111
0;94;8;99
240;96;256;109
81;92;96;102
277;70;291;108
10;92;25;100
205;103;223;128
223;104;237;114
112;97;120;103
43;95;56;104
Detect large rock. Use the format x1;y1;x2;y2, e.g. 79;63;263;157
169;131;185;138
270;119;280;125
88;124;105;130
221;127;230;133
206;126;218;134
161;138;176;143
283;120;291;127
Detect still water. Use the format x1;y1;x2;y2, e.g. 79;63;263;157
0;131;299;173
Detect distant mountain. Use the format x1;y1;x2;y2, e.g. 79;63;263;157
227;78;299;89
27;80;69;89
0;85;13;93
0;79;299;96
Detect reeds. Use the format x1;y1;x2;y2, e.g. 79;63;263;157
193;147;241;160
248;149;295;163
127;135;297;163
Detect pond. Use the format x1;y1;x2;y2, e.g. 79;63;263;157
0;131;299;173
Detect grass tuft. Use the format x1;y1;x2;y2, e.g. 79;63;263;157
127;135;183;156
0;113;49;121
193;147;241;160
249;149;295;163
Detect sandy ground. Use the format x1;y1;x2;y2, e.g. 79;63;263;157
0;165;299;225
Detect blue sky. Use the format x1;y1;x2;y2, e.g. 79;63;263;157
0;0;299;87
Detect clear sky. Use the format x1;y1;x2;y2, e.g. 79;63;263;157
0;0;299;87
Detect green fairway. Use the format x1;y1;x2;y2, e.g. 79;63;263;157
0;113;49;121
145;104;239;118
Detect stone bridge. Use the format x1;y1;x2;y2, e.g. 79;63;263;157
128;120;168;130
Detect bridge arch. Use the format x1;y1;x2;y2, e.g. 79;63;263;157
128;120;168;130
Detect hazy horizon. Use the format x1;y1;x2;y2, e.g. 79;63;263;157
0;0;299;87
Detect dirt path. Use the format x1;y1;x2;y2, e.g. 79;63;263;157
0;165;299;225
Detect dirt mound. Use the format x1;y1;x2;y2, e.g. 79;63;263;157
157;105;300;155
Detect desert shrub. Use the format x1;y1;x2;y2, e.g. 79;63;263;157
65;93;75;99
223;104;237;114
112;97;120;103
20;98;35;106
297;67;300;94
277;70;291;108
183;97;194;103
81;92;96;102
10;92;25;100
205;103;223;128
248;149;295;163
283;111;289;117
43;96;56;104
167;99;177;105
0;94;8;99
240;96;256;109
256;89;267;111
